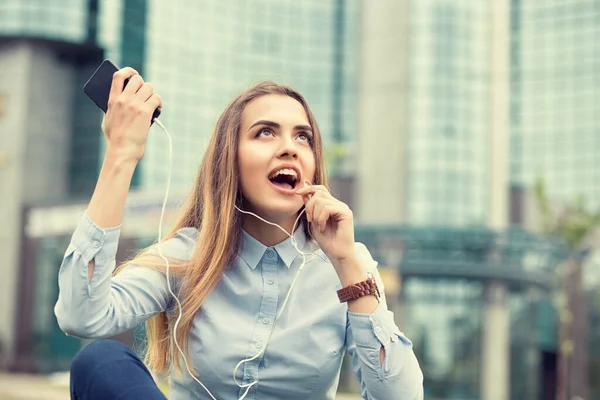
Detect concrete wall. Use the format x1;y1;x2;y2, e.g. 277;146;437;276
356;0;410;224
0;39;75;366
482;0;511;398
22;45;75;202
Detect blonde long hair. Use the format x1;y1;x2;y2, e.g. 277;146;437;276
115;81;328;376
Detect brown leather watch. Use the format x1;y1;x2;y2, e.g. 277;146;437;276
337;272;381;303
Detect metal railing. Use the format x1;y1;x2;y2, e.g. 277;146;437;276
354;225;566;290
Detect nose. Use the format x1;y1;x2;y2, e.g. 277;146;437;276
276;135;298;159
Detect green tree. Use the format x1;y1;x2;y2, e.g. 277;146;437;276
325;142;350;177
533;177;600;400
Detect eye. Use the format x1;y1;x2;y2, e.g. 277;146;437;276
296;132;313;143
256;128;274;138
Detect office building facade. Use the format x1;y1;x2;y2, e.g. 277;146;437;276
357;1;560;399
96;0;360;190
510;1;600;398
0;0;361;375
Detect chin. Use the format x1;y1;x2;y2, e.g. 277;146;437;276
257;199;304;223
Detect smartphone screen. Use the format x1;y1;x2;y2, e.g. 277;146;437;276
83;59;119;113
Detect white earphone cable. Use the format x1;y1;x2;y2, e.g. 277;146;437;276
153;118;218;400
152;118;315;400
232;206;316;399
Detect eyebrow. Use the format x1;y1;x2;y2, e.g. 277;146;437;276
247;120;313;132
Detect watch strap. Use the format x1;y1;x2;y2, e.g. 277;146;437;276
337;272;380;303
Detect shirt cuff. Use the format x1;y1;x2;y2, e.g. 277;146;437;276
71;211;121;264
348;301;412;349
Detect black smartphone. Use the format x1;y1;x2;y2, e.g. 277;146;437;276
83;59;161;121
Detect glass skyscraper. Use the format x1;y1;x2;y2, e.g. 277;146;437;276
0;0;359;191
510;1;600;398
406;0;491;226
402;2;497;397
5;0;591;397
511;0;599;208
357;0;558;399
0;0;361;378
95;0;360;191
0;0;89;42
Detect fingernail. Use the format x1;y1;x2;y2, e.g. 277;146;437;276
304;180;311;187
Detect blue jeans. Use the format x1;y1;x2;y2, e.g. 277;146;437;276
70;339;168;400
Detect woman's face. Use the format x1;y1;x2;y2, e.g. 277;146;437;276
238;94;316;222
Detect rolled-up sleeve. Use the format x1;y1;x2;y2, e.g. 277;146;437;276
54;211;182;339
345;243;424;400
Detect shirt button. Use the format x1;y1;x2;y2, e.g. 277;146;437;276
262;318;269;324
266;249;275;258
267;280;274;285
255;341;263;349
375;326;383;335
92;240;100;248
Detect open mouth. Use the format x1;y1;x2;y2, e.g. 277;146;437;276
268;168;299;191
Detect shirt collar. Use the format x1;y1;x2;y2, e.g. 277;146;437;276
240;225;309;269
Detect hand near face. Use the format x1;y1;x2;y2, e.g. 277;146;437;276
296;184;356;265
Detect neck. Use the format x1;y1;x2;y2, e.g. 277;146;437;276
242;212;299;247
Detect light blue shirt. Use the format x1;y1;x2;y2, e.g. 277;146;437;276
55;212;423;400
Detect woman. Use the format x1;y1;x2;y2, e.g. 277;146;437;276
55;67;423;400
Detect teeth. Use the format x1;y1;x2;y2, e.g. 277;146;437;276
271;168;298;179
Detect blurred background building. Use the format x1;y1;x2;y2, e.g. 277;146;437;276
0;1;599;400
509;1;600;399
355;1;562;399
0;0;361;381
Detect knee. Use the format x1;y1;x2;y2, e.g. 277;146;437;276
71;339;132;378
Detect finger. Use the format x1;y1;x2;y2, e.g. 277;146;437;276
304;195;337;222
316;205;332;233
303;190;324;220
304;196;315;222
122;74;144;96
142;95;162;120
109;67;138;105
143;93;163;112
310;193;337;219
304;193;323;221
135;82;155;103
296;184;329;196
296;184;328;195
312;199;325;225
299;187;331;206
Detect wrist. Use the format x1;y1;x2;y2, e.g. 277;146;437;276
333;255;368;287
104;146;140;170
336;268;380;314
330;248;359;270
